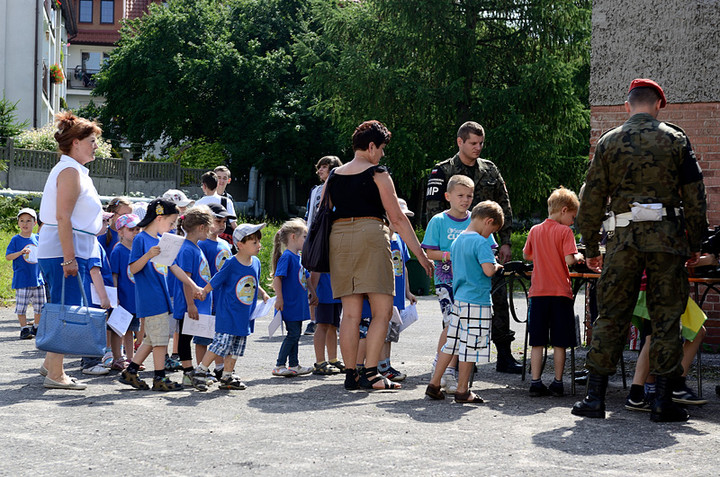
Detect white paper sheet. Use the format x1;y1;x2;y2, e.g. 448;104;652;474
107;305;133;336
390;306;402;325
398;304;418;332
250;297;276;321
150;232;185;266
91;284;118;308
181;313;216;339
268;311;283;337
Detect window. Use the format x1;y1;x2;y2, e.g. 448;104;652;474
100;0;114;24
79;0;93;23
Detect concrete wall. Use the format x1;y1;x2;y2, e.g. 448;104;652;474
591;0;720;106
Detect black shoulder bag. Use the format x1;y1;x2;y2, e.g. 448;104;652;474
301;171;335;273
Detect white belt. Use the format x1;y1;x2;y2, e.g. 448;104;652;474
613;207;681;228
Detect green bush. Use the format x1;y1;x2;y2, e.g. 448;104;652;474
0;195;31;232
14;124;113;158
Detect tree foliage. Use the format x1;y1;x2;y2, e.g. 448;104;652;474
93;0;341;181
0;93;29;139
294;0;591;216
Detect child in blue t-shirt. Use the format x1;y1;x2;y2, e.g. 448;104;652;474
83;240;114;375
271;219;317;377
119;198;205;392
170;206;215;386
426;201;504;404
191;223;270;391
99;197;132;257
196;202;235;378
5;208;45;340
421;175;474;393
110;213;141;368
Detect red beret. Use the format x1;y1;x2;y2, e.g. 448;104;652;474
628;78;667;108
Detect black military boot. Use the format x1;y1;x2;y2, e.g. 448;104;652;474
495;342;523;374
650;376;689;423
571;373;608;418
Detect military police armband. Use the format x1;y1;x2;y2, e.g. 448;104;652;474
426;167;447;201
679;139;703;185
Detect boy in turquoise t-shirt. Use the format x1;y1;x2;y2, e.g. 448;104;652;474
426;201;504;404
421;175;474;393
5;208;45;339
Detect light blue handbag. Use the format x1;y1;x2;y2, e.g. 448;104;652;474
35;273;107;357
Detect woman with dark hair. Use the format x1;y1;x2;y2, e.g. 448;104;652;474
326;120;432;390
37;111;107;389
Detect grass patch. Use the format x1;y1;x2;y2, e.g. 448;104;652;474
0;229;19;304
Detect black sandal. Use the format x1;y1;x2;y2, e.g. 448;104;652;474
344;369;359;390
359;366;401;391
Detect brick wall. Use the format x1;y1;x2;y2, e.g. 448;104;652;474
590;102;720;344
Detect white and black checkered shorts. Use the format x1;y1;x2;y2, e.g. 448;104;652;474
15;286;46;315
442;301;492;363
209;332;247;358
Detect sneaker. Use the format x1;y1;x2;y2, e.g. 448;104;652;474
82;364;111;375
119;370;149;390
303;322;316;335
152;376;183;392
190;370;209;391
111;358;128;371
673;386;708;405
272;366;293;376
101;350;114;368
164;355;182;372
441;373;458;394
219;374;247;390
529;382;550;397
287;365;313;376
548;381;564;397
20;326;33;340
382;366;407;382
625;396;652;412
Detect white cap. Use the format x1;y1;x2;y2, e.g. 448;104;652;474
17;208;37;220
398;199;414;217
233;223;266;243
162;189;194;207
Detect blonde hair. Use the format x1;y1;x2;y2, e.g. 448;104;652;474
177;205;213;235
547;187;579;215
471;200;504;228
447;174;474;193
271;218;307;277
54;111;102;156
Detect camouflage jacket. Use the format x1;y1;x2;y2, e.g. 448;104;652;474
425;153;513;245
577;113;708;257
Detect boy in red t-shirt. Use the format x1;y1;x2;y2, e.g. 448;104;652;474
523;187;584;397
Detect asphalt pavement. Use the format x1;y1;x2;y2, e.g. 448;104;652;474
2;293;720;476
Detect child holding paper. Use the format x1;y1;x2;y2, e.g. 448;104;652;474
192;223;270;391
170;206;215;387
110;213;141;368
119;198;204;392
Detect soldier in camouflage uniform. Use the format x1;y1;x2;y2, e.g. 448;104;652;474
572;79;708;422
426;121;522;374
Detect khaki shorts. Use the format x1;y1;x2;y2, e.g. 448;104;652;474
142;312;171;347
329;218;394;299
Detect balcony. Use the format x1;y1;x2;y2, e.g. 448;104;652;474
66;66;99;90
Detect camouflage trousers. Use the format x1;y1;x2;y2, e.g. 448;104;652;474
586;247;687;377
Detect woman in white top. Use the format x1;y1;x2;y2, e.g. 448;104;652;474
37;112;105;390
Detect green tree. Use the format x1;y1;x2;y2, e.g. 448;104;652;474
0;93;29;139
294;0;591;217
93;0;341;181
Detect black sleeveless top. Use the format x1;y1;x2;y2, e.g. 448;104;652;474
328;165;388;221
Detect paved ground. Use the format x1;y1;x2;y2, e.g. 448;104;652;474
2;293;720;476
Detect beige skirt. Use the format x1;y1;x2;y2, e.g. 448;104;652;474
329;218;394;299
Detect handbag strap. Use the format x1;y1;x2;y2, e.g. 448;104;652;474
60;271;91;309
321;170;335;209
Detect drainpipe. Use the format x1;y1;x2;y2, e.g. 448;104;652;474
33;0;39;127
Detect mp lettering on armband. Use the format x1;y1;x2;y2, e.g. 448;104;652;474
426;168;447;201
679;139;703;185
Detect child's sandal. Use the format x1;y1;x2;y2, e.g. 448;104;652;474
312;361;337;376
329;359;346;373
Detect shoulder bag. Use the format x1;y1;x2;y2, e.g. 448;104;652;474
35;273;108;357
301;171;335;273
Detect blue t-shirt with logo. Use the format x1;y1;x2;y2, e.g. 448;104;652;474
275;249;310;322
450;231;497;305
198;237;232;276
210;255;260;337
110;243;136;314
130;231;172;318
6;234;44;289
172;240;213;320
422;211;471;285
